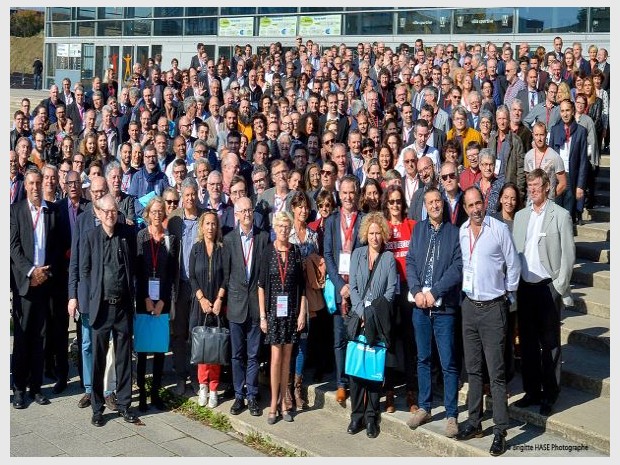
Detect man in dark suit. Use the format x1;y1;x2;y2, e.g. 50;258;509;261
323;175;364;407
221;196;270;417
548;99;589;224
319;92;350;144
65;85;90;137
10;169;62;409
516;68;546;120
527;55;549;92
46;170;89;394
79;194;138;427
190;42;206;71
10;150;26;205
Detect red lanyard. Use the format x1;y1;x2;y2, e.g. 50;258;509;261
468;224;483;258
242;237;254;271
340;212;357;252
450;203;459;225
276;248;289;289
149;236;161;276
32;205;43;230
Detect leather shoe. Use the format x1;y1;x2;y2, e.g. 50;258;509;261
489;432;507;456
52;380;68;394
455;423;483;441
347;419;364;435
78;393;91;408
539;400;553;416
119;408;139;423
248;398;262;416
514;393;540;408
230;398;245;415
12;391;26;409
91;411;105;427
336;387;347;406
366;421;379;438
32;393;51;405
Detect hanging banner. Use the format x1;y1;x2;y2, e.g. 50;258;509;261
258;16;297;37
298;15;342;36
219;17;254;37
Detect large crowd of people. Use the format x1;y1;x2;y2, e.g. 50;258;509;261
11;34;606;455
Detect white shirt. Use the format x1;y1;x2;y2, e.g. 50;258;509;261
240;227;254;280
521;202;551;283
29;199;48;269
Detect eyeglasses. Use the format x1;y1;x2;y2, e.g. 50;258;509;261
441;172;457;181
164;199;179;206
99;208;117;216
237;208;253;215
388;199;402;205
320;170;334;176
323;139;334;145
404;159;417;164
362;148;373;154
65;180;80;187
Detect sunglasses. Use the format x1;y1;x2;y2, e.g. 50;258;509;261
404;159;417;164
165;199;179;205
362;148;374;154
388;199;402;205
441;173;457;181
320;170;334;176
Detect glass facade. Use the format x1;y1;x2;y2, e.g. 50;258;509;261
517;7;588;33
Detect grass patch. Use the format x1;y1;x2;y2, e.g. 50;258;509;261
243;430;307;457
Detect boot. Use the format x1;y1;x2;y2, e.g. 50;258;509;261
406;390;419;413
294;374;308;410
151;386;165;410
385;390;396;413
138;386;148;412
284;375;294;411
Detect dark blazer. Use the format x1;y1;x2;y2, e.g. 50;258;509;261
323;210;364;303
516;88;546;119
10;174;26;205
536;70;550;92
599;62;610;92
10;199;62;328
319;114;350;144
405;219;462;312
548;120;589;192
65;101;91;136
221;225;270;324
78;223;136;326
428;127;446;156
407;186;428;222
55;197;90;276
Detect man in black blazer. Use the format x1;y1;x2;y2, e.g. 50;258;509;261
10;150;26;205
10;169;62;409
221;196;270;417
319;92;350;144
79;194;138;427
46;170;90;394
323;175;364;406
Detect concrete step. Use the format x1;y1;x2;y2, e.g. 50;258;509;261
458;375;609;454
569;284;610;319
560;343;610;398
574;237;610;263
598;155;610;168
561;307;610;353
571;259;610;290
574;222;609;242
593;190;609;206
582;207;610;223
595;176;609;191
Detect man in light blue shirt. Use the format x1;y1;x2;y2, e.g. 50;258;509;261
455;186;520;456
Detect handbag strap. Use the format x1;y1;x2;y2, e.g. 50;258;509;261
362;251;382;302
200;310;223;328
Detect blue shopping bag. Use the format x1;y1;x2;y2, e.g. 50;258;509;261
345;334;387;382
133;313;170;353
323;274;337;314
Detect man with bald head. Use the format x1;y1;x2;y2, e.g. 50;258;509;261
407;156;439;222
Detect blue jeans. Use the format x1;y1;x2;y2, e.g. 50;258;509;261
81;313;93;394
413;308;459;418
333;310;348;388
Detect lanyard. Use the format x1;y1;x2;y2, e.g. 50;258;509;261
32;205;43;230
450;203;459;225
149;236;161;276
468;224;484;263
340;212;357;252
10;181;17;203
242;236;254;272
276;248;289;289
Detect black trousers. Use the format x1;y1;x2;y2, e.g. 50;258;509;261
137;352;165;393
350;375;381;425
45;288;70;382
91;302;133;413
517;279;562;403
12;285;50;395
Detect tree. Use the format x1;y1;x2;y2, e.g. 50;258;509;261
10;10;44;37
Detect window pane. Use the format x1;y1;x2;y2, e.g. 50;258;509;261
77;21;95;36
185;18;218;36
186;8;218;16
517;7;587;33
300;8;342;13
50;22;71;37
97;21;122;36
221;8;256;16
124;8;152;19
154;8;183;18
345;12;393;35
124;19;152;36
50;7;71;21
590;7;610;32
258;8;297;14
77;8;96;21
453;8;513;34
153;19;183;36
98;7;123;21
398;9;451;35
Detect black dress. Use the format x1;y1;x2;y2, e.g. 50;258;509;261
259;243;305;345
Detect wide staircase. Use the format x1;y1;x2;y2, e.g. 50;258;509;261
302;156;610;457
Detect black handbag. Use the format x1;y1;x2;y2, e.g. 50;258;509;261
190;314;231;365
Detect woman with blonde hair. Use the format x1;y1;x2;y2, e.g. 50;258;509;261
259;211;307;424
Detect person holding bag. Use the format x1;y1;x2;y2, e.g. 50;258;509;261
189;211;226;409
258;212;307;425
346;212;397;439
135;196;179;412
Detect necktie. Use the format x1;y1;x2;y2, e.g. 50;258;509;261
473;115;479;129
530;91;536;109
565;125;571;143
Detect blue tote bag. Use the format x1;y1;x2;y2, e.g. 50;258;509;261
323;274;337;314
134;313;170;353
345;334;387;382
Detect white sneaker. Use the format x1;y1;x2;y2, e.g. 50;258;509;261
198;384;208;407
208;391;219;408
